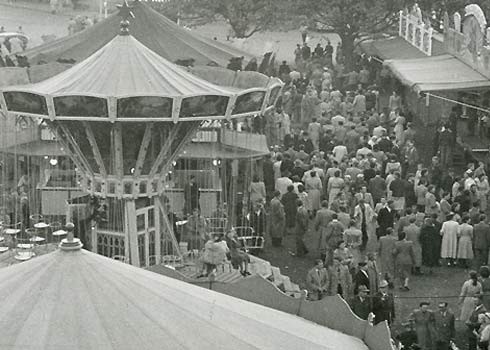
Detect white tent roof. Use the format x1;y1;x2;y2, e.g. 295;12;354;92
0;35;279;121
0;248;369;350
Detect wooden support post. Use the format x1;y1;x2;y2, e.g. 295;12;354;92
133;123;153;178
158;198;182;259
125;199;140;267
154;196;161;260
83;121;107;177
157;123;201;180
90;223;97;253
229;159;239;227
148;124;181;179
113;123;124;178
51;123;92;177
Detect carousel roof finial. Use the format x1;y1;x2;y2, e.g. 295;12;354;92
59;222;83;251
117;0;135;36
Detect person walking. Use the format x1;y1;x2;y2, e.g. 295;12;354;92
321;213;345;266
404;217;423;275
440;213;460;266
295;199;309;257
458;215;474;268
393;231;416;291
270;191;286;247
281;185;298;231
378;227;397;289
420;217;440;274
473;215;490;269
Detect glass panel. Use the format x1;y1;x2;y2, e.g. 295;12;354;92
149;231;155;258
141;123;167;175
148;208;155;228
61;121;100;174
90;122;113;172
121;123;146;175
232;91;265;115
4;92;47;115
136;214;145;231
138;234;146;267
117;96;173;119
180;95;229;118
54;96;108;118
268;86;281;106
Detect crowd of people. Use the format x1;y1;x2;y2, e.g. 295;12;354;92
231;36;490;350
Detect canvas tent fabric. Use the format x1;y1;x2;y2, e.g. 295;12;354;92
1;34;276;121
24;0;252;67
0;248;369;350
384;54;490;92
9;35;236;98
359;36;446;61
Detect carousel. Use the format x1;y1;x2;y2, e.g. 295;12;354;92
0;7;281;267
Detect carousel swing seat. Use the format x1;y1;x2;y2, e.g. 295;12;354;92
233;226;264;251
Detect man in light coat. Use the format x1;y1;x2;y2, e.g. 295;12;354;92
306;259;330;300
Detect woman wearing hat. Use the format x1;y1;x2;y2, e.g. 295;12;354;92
477;312;490;349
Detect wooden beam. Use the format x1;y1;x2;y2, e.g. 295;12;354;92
82;121;107;177
148;124;181;179
133;123;153;178
154;196;161;259
158;197;182;259
113;123;124;178
157;122;201;180
56;123;94;177
125;199;140;267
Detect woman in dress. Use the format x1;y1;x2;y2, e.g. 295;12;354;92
305;171;322;214
459;271;482;322
343;220;362;266
458;215;474;268
327;170;344;208
440;212;460;266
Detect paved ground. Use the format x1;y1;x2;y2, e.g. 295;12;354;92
0;3;71;47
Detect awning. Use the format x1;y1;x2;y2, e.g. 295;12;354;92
1;140;66;157
384;54;490;92
358;36;445;61
181;142;269;159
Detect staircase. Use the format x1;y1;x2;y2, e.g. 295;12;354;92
174;255;303;298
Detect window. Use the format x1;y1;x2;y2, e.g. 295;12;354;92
180;95;229;118
117;96;172;119
4;92;48;115
97;233;125;258
54;96;108;118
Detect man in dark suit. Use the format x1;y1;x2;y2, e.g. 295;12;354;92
368;171;386;204
297;132;314;155
353;262;370;295
262;154;275;198
377;200;396;238
350;285;371;320
372;280;395;325
473;214;490;269
433;302;455;350
466;293;487;350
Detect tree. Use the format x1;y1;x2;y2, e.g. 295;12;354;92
178;0;288;38
298;0;410;69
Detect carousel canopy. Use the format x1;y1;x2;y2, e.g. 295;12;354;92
0;247;369;350
24;0;252;67
0;34;280;122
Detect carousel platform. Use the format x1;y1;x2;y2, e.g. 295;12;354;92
148;255;303;298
